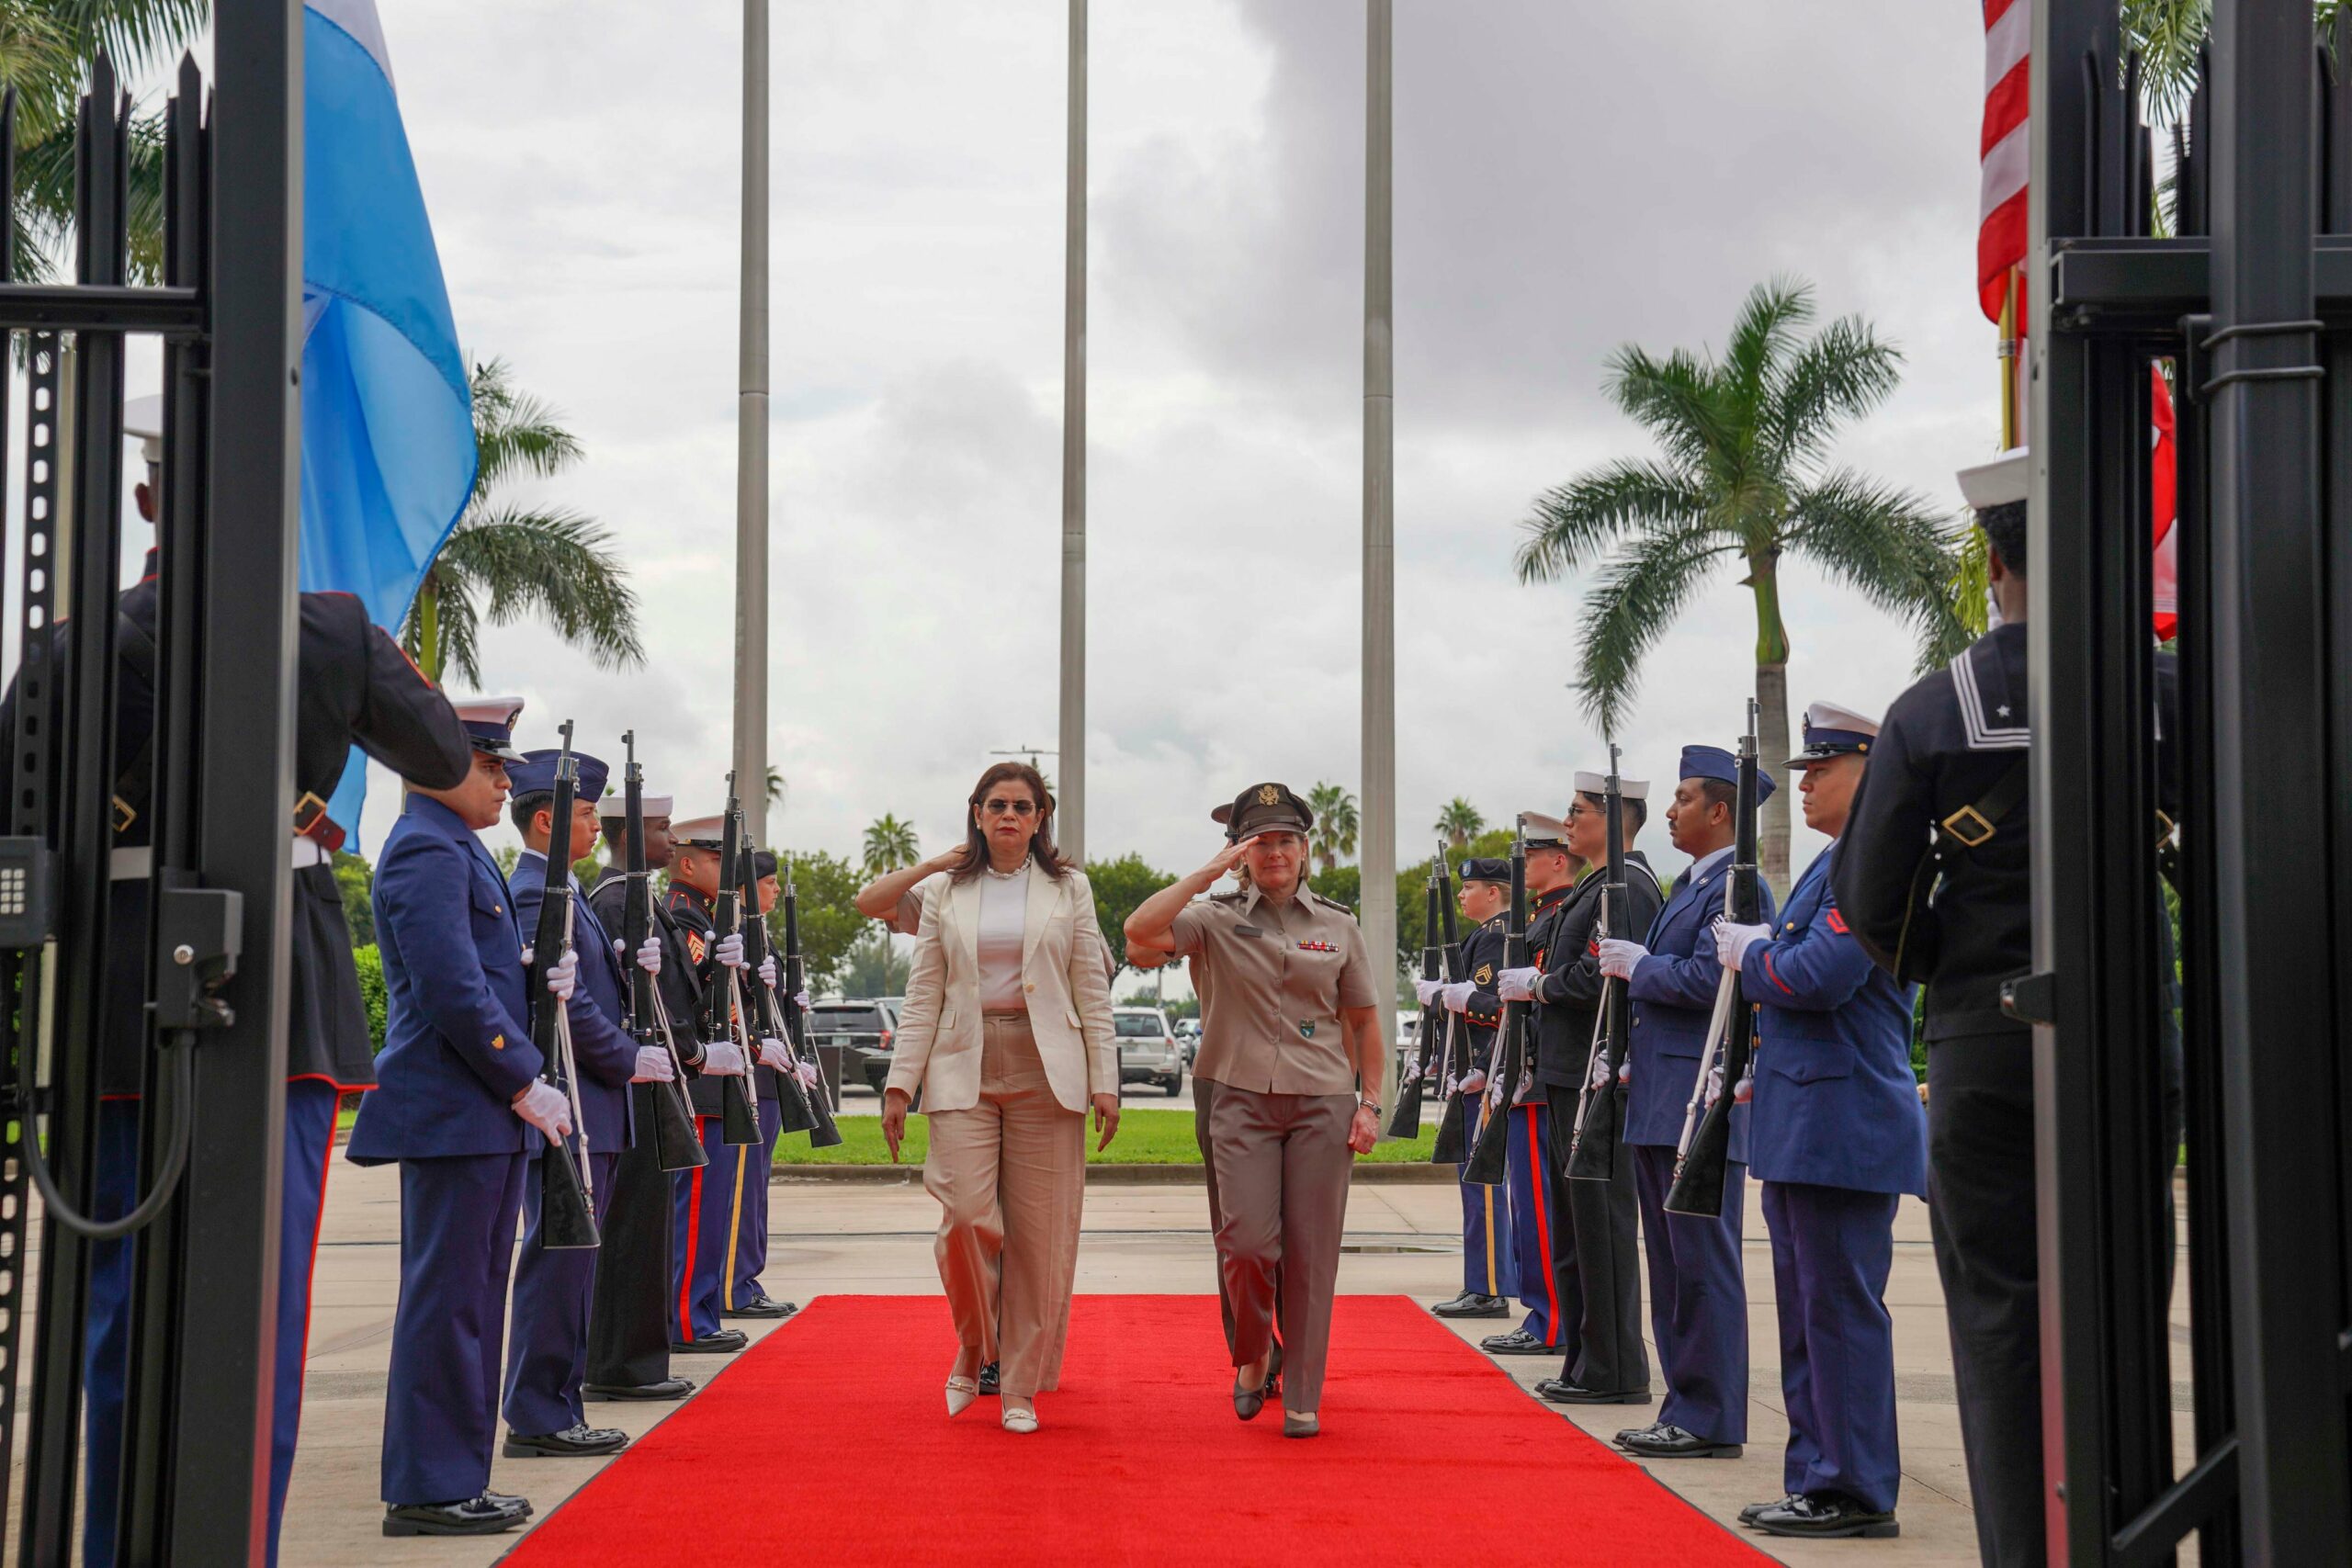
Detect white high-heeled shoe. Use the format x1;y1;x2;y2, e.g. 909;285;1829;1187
1001;1402;1038;1434
945;1375;979;1416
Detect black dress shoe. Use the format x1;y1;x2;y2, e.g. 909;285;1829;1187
1613;1418;1664;1445
1616;1423;1742;1459
1739;1493;1803;1526
584;1377;695;1402
978;1361;1000;1395
1534;1378;1653;1405
1481;1328;1555;1356
483;1491;533;1516
1430;1292;1510;1319
723;1293;797;1319
503;1423;630;1459
1753;1494;1900;1539
382;1496;529;1537
670;1329;749;1354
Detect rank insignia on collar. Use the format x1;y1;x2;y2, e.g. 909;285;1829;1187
1299;1021;1316;1038
1296;939;1337;953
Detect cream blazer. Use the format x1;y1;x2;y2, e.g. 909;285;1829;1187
884;867;1118;1114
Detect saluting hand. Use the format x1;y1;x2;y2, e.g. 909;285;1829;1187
1195;834;1261;882
1092;1092;1121;1152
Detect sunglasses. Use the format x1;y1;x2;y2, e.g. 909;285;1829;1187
980;798;1038;818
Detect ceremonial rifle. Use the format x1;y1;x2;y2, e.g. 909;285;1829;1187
1567;744;1634;1182
733;815;842;1147
1665;702;1762;1217
780;852;844;1146
1385;862;1444;1139
1461;818;1529;1187
701;775;763;1146
529;722;599;1248
620;731;707;1172
1428;848;1473;1166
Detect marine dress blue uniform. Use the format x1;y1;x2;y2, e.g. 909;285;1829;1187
1451;902;1519;1308
502;750;642;1448
345;716;547;1520
1621;748;1777;1453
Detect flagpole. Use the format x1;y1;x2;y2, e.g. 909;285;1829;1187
1057;0;1087;863
1363;0;1398;1080
732;0;772;840
1999;266;2019;448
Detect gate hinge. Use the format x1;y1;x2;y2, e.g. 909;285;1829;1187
151;869;242;1031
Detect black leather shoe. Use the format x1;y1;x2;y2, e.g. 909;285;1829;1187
670;1329;748;1354
1740;1494;1801;1526
978;1361;1001;1395
382;1496;529;1537
1613;1419;1664;1445
723;1293;797;1319
1535;1378;1652;1404
1430;1292;1510;1318
1753;1494;1900;1539
1616;1423;1742;1459
584;1377;695;1402
503;1423;630;1459
1481;1328;1555;1356
483;1491;533;1516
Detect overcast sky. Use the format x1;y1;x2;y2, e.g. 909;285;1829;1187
136;1;1998;880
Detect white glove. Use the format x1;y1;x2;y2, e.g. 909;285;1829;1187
757;1037;791;1072
794;988;812;1013
631;1045;676;1084
512;1081;574;1141
715;931;747;970
1440;980;1475;1012
1703;1061;1725;1109
1588;1050;1614;1090
1597;939;1647;979
544;950;579;1003
758;954;779;988
1497;965;1542;1003
1457;1069;1487;1097
703;1038;748;1076
796;1061;820;1088
1412;977;1442;1007
634;933;662;976
1713;919;1773;973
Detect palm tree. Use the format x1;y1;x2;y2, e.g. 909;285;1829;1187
765;766;786;811
1515;277;1968;885
862;815;920;879
401;359;644;686
1433;797;1485;850
1306;783;1359;873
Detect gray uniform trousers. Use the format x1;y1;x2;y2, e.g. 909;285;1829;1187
1204;1083;1354;1414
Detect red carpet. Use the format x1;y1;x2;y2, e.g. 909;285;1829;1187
503;1294;1767;1566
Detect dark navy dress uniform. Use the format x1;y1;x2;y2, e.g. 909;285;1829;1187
660;878;739;1344
501;751;642;1446
39;549;469;1568
346;713;547;1515
1451;905;1517;1305
1746;829;1926;1521
1527;840;1662;1398
726;849;791;1316
1623;750;1778;1450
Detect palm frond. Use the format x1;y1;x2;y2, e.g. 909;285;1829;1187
1573;526;1728;737
1720;276;1815;429
1605;345;1734;475
1515;457;1712;582
2123;0;2210;126
1761;315;1905;474
470;357;585;492
1785;470;1973;669
439;506;645;670
63;0;211;79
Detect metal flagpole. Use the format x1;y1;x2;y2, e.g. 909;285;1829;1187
1362;0;1398;1088
1057;0;1088;862
733;0;772;841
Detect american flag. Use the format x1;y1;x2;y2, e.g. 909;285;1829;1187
1979;0;2030;321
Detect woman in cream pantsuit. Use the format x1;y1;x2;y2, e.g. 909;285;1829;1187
880;761;1120;1433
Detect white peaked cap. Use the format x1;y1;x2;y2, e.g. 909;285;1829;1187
1803;701;1881;738
1520;810;1567;846
124;392;164;464
1572;772;1651;799
450;695;525;727
1958;446;2030;510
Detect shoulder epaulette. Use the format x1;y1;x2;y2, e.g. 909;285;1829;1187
1309;892;1353;913
1206;890;1246;905
1482;913;1507;930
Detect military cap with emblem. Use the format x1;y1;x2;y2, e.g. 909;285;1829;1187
1788;701;1881;769
124;391;164;466
671;815;726;851
506;747;609;803
1519;811;1569;852
448;696;527;762
1572;770;1650;800
1459;856;1511;885
1679;742;1777;804
1211;780;1315;841
1957;446;2030;512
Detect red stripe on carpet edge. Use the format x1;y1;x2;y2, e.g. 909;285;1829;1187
500;1295;1768;1567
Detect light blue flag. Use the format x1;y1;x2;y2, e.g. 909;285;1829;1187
301;0;475;846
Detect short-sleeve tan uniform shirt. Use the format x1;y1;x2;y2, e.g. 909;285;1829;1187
1169;885;1377;1096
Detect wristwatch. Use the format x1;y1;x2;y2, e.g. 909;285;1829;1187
1357;1095;1382;1116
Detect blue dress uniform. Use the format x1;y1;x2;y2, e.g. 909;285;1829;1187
23;528;471;1566
1620;747;1777;1455
501;750;642;1452
1742;707;1927;1538
724;848;795;1319
658;872;741;1348
345;703;547;1530
1441;897;1518;1312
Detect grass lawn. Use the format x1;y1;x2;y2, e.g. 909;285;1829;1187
774;1107;1438;1168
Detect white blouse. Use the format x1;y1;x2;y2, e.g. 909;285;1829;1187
977;863;1030;1012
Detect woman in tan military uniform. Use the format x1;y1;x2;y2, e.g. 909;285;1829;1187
1125;783;1385;1438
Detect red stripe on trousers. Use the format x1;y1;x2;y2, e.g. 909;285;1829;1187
679;1119;712;1343
1526;1103;1561;1347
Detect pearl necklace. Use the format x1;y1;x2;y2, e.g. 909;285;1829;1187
983;858;1030;881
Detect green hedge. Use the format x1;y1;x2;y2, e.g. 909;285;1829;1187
354;943;388;1052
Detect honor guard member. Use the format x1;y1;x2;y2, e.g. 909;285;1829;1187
346;698;572;1538
1716;704;1925;1540
1497;778;1662;1405
40;400;473;1568
722;850;800;1319
1466;825;1573;1359
500;749;661;1459
583;788;708;1402
1416;859;1519;1321
661;815;761;1352
1597;745;1778;1460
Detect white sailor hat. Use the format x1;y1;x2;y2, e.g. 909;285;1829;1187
1789;701;1881;768
1571;771;1650;800
1958;446;2029;511
448;696;527;761
124;393;164;466
600;791;674;818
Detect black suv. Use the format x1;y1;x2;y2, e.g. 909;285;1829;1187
808;999;899;1094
